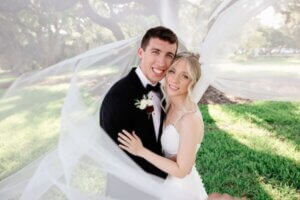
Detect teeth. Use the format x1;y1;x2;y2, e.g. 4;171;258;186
153;68;163;75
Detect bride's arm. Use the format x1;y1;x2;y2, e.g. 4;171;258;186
118;115;204;178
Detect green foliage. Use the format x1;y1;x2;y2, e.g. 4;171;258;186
260;28;296;48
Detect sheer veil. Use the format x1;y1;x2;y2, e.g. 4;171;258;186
0;0;299;199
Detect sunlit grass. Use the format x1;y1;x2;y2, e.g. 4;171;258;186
0;72;17;98
197;102;300;200
0;89;4;98
1;92;298;199
0;73;16;85
259;177;300;200
0;85;66;180
0;67;118;180
0;66;299;199
209;104;299;160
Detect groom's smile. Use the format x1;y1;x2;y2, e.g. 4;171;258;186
152;67;164;77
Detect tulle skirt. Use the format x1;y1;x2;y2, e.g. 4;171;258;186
162;166;208;200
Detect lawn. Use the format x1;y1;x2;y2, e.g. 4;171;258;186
0;67;118;181
1;99;299;199
0;60;299;199
197;101;300;200
0;71;17;97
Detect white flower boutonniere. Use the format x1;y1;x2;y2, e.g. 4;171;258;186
135;95;154;118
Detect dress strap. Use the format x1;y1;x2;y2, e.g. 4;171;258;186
173;109;197;127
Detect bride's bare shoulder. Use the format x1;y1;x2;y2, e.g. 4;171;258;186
178;110;204;134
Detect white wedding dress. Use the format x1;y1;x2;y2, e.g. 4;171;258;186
161;120;208;200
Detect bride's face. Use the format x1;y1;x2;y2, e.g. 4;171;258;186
165;59;192;98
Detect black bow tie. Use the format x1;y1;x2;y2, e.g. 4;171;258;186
145;83;161;93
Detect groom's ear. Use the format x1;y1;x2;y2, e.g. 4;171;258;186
137;48;143;59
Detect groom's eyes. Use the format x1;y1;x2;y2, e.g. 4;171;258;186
151;49;174;59
167;53;174;59
152;50;160;55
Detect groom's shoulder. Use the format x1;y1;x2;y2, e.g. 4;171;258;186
109;76;132;93
105;70;138;97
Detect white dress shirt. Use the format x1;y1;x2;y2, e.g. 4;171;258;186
135;67;161;140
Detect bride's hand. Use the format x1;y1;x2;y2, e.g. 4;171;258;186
118;130;145;157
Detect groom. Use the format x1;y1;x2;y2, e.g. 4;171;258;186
100;26;178;199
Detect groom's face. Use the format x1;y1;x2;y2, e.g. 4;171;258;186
138;38;177;84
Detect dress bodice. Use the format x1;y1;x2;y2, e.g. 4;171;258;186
161;124;200;158
161;124;180;158
161;109;201;158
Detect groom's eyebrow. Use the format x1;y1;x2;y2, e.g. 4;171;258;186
151;48;160;52
151;48;175;57
167;52;175;57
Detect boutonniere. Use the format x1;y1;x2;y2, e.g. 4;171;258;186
135;95;154;118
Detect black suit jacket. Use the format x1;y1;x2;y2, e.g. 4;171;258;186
100;68;167;179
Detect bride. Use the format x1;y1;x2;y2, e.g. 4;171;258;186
118;52;231;200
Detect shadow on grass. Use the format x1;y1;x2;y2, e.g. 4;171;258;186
0;135;58;180
221;102;300;149
0;88;64;180
0;88;65;122
196;105;300;200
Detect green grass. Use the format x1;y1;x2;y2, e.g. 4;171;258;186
0;67;119;181
0;71;17;98
0;68;299;199
197;102;300;200
0;85;66;180
1;99;298;199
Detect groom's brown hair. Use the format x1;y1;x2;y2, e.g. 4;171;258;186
141;26;178;53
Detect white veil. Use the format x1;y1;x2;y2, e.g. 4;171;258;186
0;0;299;199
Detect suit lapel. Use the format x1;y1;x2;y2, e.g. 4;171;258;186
128;68;165;144
158;99;166;143
127;68;147;94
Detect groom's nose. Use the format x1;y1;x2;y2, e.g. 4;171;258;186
156;54;167;68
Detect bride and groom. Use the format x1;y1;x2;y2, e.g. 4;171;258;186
100;26;233;200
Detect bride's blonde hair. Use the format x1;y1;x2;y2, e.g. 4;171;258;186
161;51;201;111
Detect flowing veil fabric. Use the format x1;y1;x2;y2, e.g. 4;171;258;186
191;0;300;102
0;0;299;199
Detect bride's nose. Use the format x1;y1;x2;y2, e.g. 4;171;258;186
170;74;180;84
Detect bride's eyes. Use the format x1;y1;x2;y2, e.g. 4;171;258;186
183;75;189;79
168;70;175;74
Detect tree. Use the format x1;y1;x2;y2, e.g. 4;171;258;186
273;0;300;48
0;0;182;73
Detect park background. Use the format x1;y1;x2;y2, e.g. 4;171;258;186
0;0;299;199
